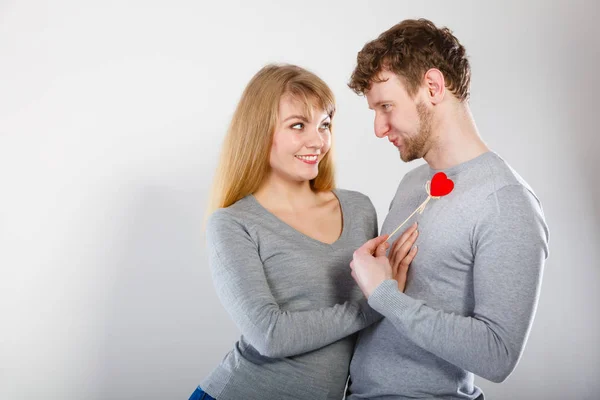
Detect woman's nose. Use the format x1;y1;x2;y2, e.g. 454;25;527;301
306;127;324;148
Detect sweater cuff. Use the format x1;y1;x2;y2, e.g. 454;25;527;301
357;297;383;326
368;279;415;317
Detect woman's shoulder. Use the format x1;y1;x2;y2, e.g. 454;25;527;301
206;196;258;232
334;188;375;209
334;188;378;234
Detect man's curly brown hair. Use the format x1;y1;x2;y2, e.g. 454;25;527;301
349;19;471;102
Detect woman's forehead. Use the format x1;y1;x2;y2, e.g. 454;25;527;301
279;93;331;120
279;95;329;119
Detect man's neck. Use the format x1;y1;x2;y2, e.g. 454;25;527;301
424;103;489;170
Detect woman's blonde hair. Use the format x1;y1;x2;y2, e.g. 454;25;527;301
207;64;337;215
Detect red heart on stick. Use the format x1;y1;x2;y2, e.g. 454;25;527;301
430;172;454;197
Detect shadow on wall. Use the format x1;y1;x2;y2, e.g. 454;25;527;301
561;14;599;225
95;181;214;400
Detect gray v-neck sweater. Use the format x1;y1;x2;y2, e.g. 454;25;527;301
200;189;381;400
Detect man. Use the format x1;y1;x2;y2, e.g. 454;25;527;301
348;19;549;399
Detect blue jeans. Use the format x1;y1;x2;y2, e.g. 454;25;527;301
188;386;216;400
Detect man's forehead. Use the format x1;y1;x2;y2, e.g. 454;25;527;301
366;79;390;105
366;72;408;106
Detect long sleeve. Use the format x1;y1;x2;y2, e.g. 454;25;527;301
367;184;549;382
206;209;381;359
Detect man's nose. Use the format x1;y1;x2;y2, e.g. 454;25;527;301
374;115;390;138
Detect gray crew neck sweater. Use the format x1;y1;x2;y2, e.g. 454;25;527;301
348;151;549;399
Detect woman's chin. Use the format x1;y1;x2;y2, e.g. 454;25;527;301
295;173;319;183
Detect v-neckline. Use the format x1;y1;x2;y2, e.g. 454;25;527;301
248;188;348;248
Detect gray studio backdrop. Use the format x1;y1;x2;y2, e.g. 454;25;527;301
1;1;598;399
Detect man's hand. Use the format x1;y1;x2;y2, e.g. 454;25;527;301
350;235;392;298
389;222;419;292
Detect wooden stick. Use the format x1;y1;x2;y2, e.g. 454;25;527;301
385;181;439;243
385;198;427;242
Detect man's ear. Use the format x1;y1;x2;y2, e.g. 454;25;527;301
423;68;445;105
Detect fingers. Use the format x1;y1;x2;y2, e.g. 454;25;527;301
391;229;418;266
389;238;399;276
389;221;417;259
400;245;418;270
396;222;418;247
374;241;390;258
397;245;418;292
357;234;390;256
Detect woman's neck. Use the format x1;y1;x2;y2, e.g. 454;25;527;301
253;173;321;212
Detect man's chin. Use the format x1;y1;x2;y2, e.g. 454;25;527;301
398;149;410;162
399;151;418;163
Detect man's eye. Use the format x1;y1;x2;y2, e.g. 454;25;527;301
382;104;391;110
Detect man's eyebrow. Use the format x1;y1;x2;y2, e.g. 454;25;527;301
369;100;392;110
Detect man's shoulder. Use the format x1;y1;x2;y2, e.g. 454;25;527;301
477;152;540;203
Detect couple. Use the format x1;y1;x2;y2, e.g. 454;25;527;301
190;19;549;400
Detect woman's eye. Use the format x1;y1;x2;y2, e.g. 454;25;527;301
382;104;391;110
291;123;304;130
320;121;331;130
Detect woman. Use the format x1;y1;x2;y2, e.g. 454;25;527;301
189;64;417;400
